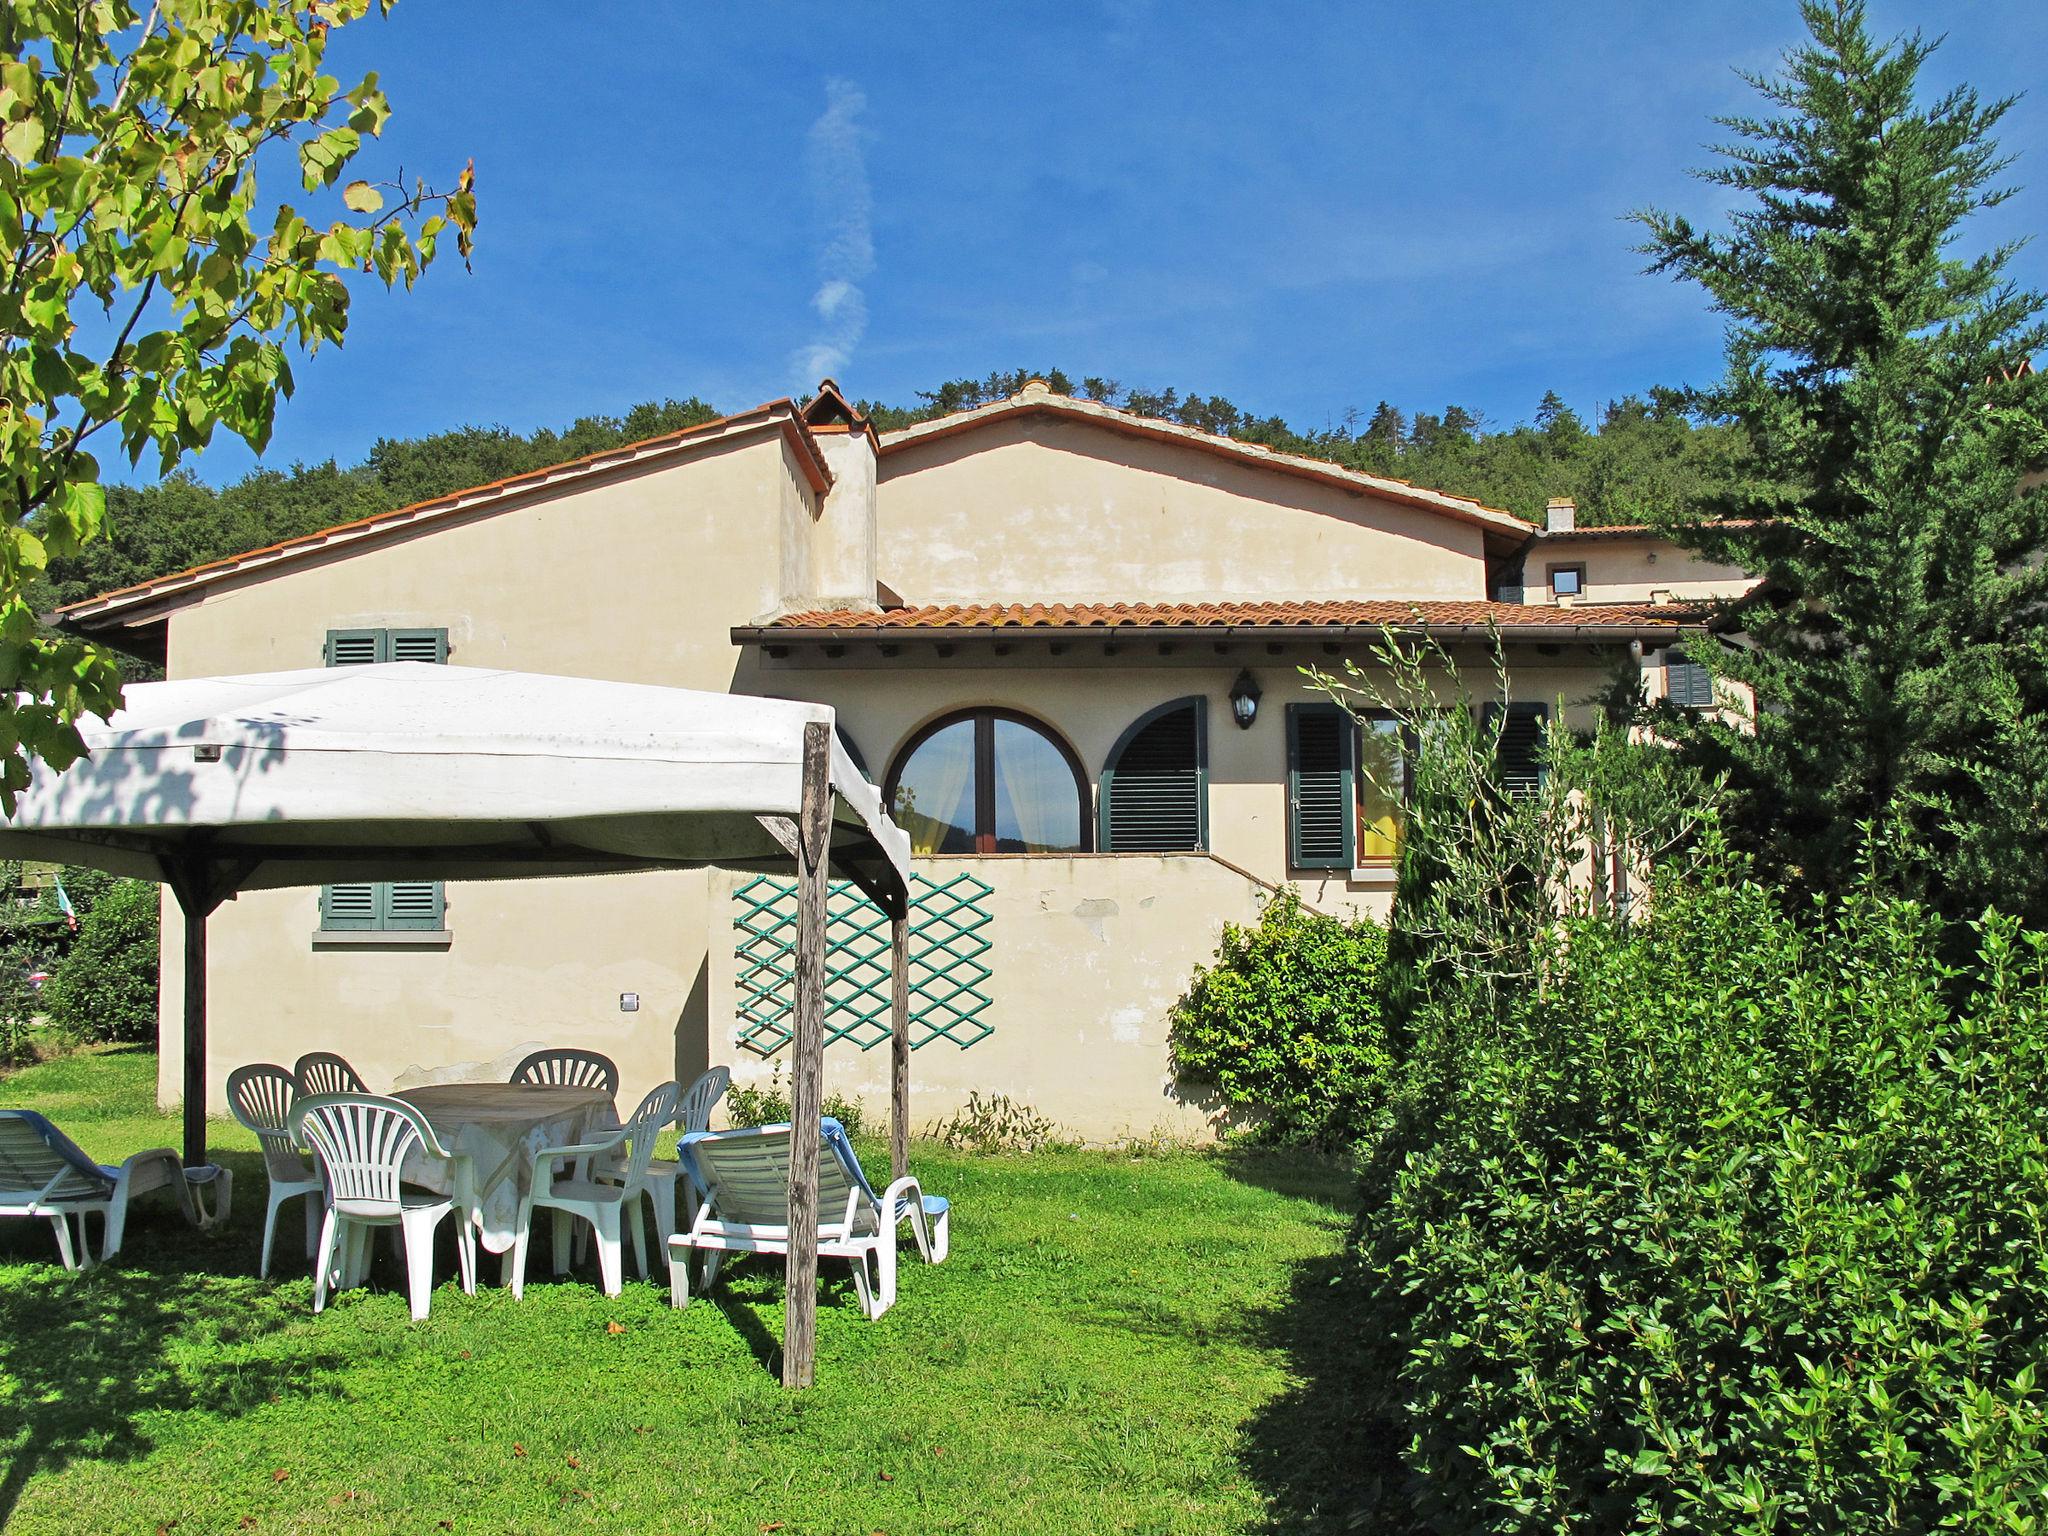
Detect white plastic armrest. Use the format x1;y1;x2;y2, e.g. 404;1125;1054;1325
880;1175;924;1221
530;1128;629;1170
529;1129;628;1200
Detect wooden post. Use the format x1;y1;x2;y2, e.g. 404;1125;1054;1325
182;891;207;1169
783;720;831;1390
166;864;214;1169
891;914;910;1182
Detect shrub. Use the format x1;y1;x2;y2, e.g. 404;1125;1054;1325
0;962;36;1067
43;880;159;1044
722;1063;865;1135
822;1090;865;1138
1350;848;2048;1532
932;1091;1061;1154
1168;888;1392;1145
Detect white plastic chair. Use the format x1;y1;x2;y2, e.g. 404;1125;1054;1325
0;1111;225;1268
509;1048;620;1101
290;1093;475;1322
638;1066;730;1269
293;1051;368;1098
676;1066;730;1134
667;1117;948;1321
514;1049;625;1265
510;1080;678;1300
226;1063;324;1279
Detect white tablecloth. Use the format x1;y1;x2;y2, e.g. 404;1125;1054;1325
396;1083;612;1253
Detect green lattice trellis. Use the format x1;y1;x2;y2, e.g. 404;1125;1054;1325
732;871;994;1057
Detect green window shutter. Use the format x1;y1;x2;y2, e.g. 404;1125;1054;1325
388;628;449;664
380;882;445;930
325;627;448;665
324;629;383;666
320;884;380;930
1488;703;1550;798
1667;655;1714;710
1102;698;1207;852
1287;703;1355;870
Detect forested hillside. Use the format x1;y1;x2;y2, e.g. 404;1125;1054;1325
43;375;1741;613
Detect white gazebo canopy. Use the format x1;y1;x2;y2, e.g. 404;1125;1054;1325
0;663;912;1388
0;663;909;895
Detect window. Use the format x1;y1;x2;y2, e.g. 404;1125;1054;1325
1665;653;1715;711
1286;704;1355;869
1288;707;1422;869
885;709;1090;855
325;627;448;665
1547;564;1585;599
1485;702;1550;797
1100;698;1206;852
1355;716;1406;861
319;881;445;932
321;627;447;933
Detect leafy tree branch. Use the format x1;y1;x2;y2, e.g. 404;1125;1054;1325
0;0;475;800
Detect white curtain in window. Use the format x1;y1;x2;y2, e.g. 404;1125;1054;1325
990;718;1082;852
893;719;976;854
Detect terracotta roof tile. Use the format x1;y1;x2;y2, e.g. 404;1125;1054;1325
1540;519;1764;542
754;599;1696;633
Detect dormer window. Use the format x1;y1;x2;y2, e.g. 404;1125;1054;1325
1548;564;1585;599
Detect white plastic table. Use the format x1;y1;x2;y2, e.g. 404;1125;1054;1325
394;1083;613;1255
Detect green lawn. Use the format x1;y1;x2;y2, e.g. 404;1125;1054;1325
0;1047;1367;1534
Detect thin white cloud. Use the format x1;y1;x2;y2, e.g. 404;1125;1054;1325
793;79;874;385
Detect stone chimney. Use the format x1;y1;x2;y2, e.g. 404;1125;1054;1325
1545;497;1577;533
798;379;879;610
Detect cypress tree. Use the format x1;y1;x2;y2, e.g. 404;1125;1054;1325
1637;0;2048;924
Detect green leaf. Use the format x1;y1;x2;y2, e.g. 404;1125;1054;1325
341;180;383;213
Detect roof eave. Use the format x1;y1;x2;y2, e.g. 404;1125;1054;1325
879;395;1532;544
732;620;1700;646
61;403;830;631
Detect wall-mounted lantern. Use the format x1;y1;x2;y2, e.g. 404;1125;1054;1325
1229;669;1262;730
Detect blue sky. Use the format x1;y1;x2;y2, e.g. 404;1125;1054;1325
176;1;2048;483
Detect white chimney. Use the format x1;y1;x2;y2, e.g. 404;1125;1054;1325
1545;497;1577;533
798;380;879;610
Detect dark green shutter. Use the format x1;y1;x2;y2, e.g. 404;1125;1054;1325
320;884;379;930
1101;699;1206;852
325;629;382;666
321;628;448;931
388;628;449;663
381;882;445;930
1666;655;1714;710
1287;704;1355;869
1487;703;1549;798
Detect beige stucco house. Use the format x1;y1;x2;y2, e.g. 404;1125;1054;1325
60;380;1751;1141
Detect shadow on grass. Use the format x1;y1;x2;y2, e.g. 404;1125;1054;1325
692;1252;874;1378
707;1265;784;1376
1215;1147;1409;1534
0;1147;345;1525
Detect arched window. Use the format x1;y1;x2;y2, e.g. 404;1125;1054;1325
1100;697;1207;851
885;709;1091;855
